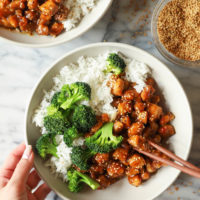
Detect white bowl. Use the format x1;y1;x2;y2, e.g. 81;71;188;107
0;0;112;48
25;42;193;200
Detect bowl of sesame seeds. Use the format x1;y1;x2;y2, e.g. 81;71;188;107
151;0;200;67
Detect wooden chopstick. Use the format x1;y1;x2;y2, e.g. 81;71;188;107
148;140;200;172
133;141;200;179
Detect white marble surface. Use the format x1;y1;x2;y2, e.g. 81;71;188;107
0;0;200;199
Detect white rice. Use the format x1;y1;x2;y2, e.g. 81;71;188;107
33;52;150;181
33;52;117;131
45;135;72;181
45;135;85;181
63;0;98;31
125;59;151;93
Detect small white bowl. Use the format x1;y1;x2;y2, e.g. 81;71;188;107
25;42;193;200
0;0;112;48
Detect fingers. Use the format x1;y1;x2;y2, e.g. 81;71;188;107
33;183;51;200
0;175;9;188
9;145;34;189
0;168;13;180
27;170;41;189
0;143;26;189
27;172;51;200
2;143;26;173
27;191;36;200
0;168;13;188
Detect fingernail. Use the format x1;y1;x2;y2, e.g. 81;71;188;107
22;145;32;160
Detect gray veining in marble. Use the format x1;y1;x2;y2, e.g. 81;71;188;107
0;0;200;199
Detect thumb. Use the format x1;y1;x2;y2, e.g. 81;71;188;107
9;145;34;188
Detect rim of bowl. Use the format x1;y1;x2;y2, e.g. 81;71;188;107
151;0;200;68
24;42;194;200
0;0;113;48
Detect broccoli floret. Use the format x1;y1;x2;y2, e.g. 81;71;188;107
67;168;82;192
36;133;58;159
44;111;70;135
64;126;82;147
44;92;71;135
51;92;61;107
57;84;69;105
67;168;100;193
60;82;91;110
72;105;97;133
85;122;123;153
104;53;126;75
70;146;96;170
46;104;59;116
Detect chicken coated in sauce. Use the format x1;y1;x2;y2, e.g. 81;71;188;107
87;75;175;189
0;0;69;36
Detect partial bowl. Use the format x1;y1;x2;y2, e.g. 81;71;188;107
151;0;200;68
0;0;113;48
25;42;193;200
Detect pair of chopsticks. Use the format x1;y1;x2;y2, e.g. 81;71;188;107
134;140;200;178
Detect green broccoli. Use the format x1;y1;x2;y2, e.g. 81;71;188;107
70;146;96;170
60;82;91;110
85;122;123;153
67;168;100;193
72;105;97;133
46;104;59;115
36;133;58;159
64;126;82;147
44;110;70;135
51;92;61;107
104;53;126;75
57;84;69;105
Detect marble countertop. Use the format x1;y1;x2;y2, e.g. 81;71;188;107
0;0;200;199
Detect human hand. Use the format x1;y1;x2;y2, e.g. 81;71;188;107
0;143;51;200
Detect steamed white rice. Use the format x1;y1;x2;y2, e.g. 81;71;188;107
45;135;85;181
63;0;98;31
45;135;72;181
125;59;151;92
33;52;150;181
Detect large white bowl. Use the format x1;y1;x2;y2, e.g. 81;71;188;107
25;43;193;200
0;0;112;47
